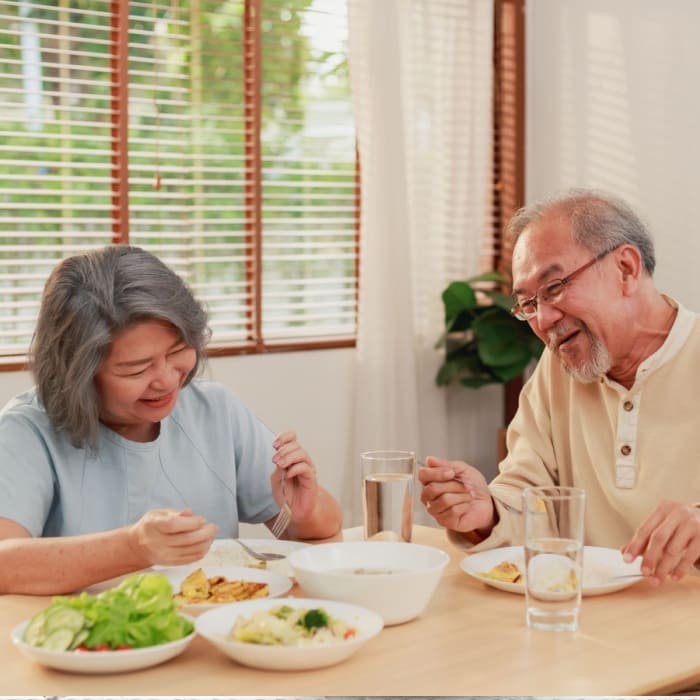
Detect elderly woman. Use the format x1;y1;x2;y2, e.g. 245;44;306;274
0;245;342;594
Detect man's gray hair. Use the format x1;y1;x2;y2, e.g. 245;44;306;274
30;245;211;449
506;188;656;275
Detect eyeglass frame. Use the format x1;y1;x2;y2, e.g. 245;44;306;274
510;245;620;321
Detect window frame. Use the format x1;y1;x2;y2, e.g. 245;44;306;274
0;0;359;372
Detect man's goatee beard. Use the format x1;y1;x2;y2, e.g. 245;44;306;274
552;326;611;383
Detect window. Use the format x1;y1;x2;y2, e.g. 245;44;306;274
0;0;358;365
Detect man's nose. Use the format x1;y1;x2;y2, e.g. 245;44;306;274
532;300;564;332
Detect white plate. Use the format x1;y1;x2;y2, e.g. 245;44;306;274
11;620;195;674
196;538;311;577
460;545;643;597
162;565;292;614
195;597;384;670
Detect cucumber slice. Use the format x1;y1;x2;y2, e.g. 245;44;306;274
23;611;48;646
42;627;76;651
44;606;84;634
71;628;89;649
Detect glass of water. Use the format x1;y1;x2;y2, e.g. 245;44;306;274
361;450;415;542
523;485;586;631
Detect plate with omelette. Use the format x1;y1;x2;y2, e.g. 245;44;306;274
164;565;293;614
460;545;643;597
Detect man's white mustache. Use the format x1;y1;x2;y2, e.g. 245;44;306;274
547;323;583;348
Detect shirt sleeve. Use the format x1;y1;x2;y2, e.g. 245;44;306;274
0;406;55;536
455;352;561;551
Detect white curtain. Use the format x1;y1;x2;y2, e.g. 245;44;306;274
345;0;495;525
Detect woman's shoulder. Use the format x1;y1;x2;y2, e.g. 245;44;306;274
0;387;56;439
1;387;47;421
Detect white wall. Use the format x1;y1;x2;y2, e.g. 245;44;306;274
526;0;700;306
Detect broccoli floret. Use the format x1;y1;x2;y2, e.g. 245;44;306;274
300;608;329;630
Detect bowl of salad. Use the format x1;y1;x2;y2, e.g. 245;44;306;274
195;597;383;670
11;573;196;674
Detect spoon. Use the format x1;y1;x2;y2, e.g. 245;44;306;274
235;539;286;562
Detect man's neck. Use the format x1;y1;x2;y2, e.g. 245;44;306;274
607;293;677;389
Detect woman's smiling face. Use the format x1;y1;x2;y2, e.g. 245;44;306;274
94;319;196;441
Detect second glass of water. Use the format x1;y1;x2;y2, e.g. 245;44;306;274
523;485;586;631
361;450;415;542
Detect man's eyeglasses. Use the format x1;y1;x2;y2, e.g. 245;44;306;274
510;246;618;321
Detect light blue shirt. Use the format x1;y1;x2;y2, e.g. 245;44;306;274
0;380;279;538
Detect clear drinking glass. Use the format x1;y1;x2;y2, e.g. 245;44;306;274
523;485;586;631
361;450;416;542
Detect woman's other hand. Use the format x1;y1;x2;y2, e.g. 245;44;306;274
268;430;341;539
271;430;319;521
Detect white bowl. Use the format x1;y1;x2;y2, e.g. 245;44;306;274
287;541;449;625
195;597;383;670
11;619;195;674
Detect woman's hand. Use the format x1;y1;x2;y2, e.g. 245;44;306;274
621;500;700;584
271;430;320;522
419;456;495;535
127;507;218;567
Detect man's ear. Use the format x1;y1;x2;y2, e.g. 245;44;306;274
616;244;642;293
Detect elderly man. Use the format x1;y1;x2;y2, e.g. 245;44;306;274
419;189;700;584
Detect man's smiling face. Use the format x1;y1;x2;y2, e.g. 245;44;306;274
511;213;615;382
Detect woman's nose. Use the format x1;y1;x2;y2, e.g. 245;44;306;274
150;359;179;388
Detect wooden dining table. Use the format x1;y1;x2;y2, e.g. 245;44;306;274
2;524;699;695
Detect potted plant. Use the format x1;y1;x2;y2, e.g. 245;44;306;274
435;271;544;389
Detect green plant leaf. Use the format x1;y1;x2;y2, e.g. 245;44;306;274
472;309;531;367
436;346;485;385
480;289;515;312
442;281;477;324
492;358;532;382
436;360;462;385
435;274;544;389
459;375;498;388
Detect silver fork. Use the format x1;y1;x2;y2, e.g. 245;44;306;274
270;480;292;538
235;539;286;562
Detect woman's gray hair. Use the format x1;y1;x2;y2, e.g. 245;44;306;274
30;245;211;449
506;188;656;275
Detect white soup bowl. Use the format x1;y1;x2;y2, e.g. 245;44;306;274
287;540;449;625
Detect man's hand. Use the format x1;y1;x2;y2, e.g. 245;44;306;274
418;456;495;535
621;500;700;584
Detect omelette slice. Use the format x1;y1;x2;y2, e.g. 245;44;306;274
176;567;210;601
478;559;522;583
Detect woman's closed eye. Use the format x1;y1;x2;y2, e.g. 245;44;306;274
168;344;188;357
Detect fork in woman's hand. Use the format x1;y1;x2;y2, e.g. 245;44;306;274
271;480;292;538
